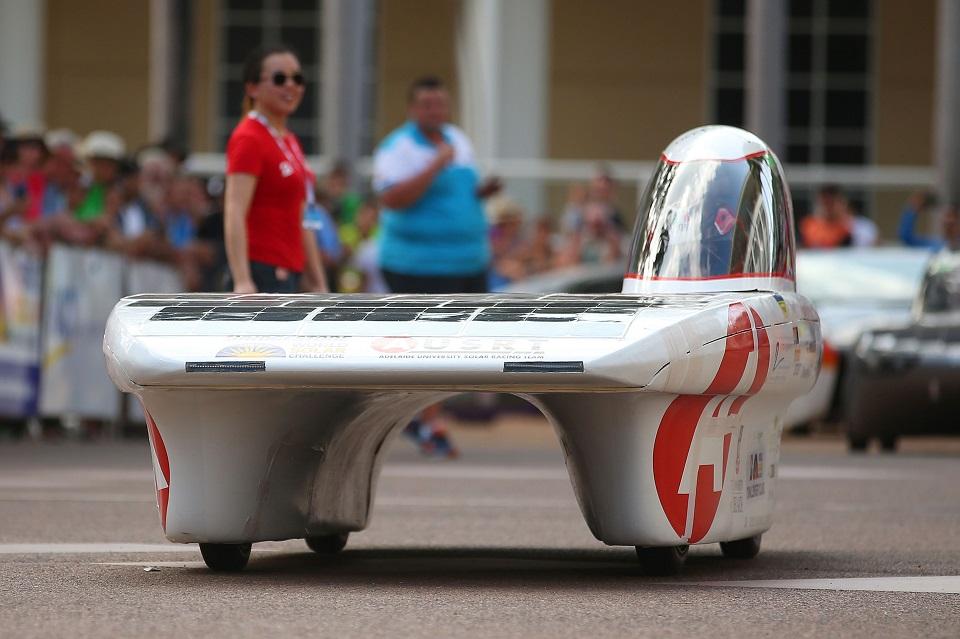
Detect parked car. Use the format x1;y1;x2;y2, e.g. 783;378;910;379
784;247;931;429
843;251;960;451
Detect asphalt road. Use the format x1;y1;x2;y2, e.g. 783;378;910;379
1;417;959;638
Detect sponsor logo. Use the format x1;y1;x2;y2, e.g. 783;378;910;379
773;293;789;317
372;336;417;353
216;344;286;358
371;337;547;360
747;451;765;499
279;161;294;177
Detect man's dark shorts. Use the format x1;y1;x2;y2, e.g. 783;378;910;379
381;270;487;294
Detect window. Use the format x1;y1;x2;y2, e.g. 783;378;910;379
711;0;873;219
711;0;873;166
218;0;322;153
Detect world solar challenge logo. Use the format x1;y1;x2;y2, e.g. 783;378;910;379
216;344;287;358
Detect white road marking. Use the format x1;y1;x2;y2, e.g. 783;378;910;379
381;465;568;481
376;496;574;509
95;561;208;568
681;576;960;594
776;466;917;481
0;543;199;554
0;492;153;503
382;464;915;481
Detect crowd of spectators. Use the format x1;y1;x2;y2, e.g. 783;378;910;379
3;119;958;298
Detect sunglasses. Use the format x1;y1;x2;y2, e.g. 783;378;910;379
268;71;305;87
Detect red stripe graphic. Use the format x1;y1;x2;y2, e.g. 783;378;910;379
144;407;170;531
705;303;752;395
653;302;770;543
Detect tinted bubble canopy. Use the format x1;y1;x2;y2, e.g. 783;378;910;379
623;126;796;294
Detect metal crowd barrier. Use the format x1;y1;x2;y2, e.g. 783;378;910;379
0;241;184;432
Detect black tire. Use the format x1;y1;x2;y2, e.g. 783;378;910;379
635;544;688;576
848;435;869;452
720;534;762;559
879;435;899;453
305;532;349;555
199;542;252;572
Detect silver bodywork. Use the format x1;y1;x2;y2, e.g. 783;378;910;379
103;125;823;554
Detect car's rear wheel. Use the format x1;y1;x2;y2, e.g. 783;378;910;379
720;534;762;559
305;532;349;554
847;435;869;452
879;435;899;453
199;542;252;571
635;544;688;576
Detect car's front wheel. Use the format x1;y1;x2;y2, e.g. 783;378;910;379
199;542;252;571
635;544;688;576
720;534;762;559
305;532;349;554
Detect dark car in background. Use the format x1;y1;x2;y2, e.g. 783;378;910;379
786;248;931;430
843;252;960;452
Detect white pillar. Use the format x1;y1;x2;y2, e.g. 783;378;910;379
745;0;786;156
323;0;375;185
149;0;174;141
0;0;46;129
457;0;550;215
935;0;960;205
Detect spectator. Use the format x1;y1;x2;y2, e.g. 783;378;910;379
339;197;387;294
487;195;528;290
224;44;327;294
843;196;878;247
41;129;81;220
524;215;557;275
302;185;345;290
898;191;960;251
75;130;125;223
325;160;362;226
589;164;626;231
800;184;852;248
373;74;502;457
557;199;623;266
136;147;176;217
7;125;49;225
559;182;588;235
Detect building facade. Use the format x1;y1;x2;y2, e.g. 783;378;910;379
0;0;956;235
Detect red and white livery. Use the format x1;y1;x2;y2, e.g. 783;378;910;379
103;126;821;573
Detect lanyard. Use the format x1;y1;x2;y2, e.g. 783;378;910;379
247;111;315;204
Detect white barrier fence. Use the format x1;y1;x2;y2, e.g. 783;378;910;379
0;241;184;422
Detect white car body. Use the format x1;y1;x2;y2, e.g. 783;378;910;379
103;125;822;571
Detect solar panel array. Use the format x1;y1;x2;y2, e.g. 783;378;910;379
124;293;716;324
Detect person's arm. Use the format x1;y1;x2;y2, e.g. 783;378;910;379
224;173;257;293
476;176;503;200
301;223;329;292
379;143;453;209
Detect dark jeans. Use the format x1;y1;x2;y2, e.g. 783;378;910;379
240;260;302;294
382;269;488;294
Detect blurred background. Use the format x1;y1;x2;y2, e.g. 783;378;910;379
1;0;959;443
1;0;958;223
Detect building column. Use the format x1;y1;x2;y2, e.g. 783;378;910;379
149;0;175;142
323;0;376;184
744;0;786;155
935;0;960;205
457;0;550;215
0;0;46;129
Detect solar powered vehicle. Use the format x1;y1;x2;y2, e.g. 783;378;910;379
103;126;822;574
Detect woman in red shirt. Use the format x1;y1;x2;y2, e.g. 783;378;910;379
224;45;327;293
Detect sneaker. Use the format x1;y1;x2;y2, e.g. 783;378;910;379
426;426;459;459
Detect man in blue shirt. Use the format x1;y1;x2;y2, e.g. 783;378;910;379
373;75;501;293
899;191;960;251
372;76;502;456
